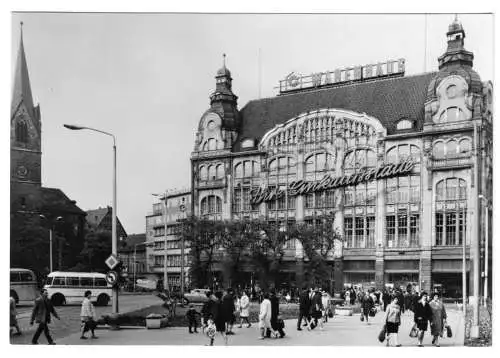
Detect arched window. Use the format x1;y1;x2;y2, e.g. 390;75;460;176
200;166;208;181
269;159;278;175
459;138;471;154
235;163;243;178
386;147;398;164
208;165;216;180
439;107;465;123
433;142;445;159
201;195;222;215
447;140;458;157
16;121;28;143
396;119;413;130
306;153;334;174
207;138;217;151
435;178;467;246
216;164;224;179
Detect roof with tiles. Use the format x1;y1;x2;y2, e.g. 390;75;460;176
234;72;436;152
40;187;86;215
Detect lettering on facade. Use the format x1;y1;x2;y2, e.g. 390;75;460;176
279;58;406;94
250;159;415;205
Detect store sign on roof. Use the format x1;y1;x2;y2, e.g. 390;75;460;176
278;58;405;94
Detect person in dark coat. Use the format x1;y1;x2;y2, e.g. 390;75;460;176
222;288;236;335
297;286;311;330
413;292;433;347
382;290;391;312
30;289;60;345
267;290;285;338
361;291;374;324
349;288;356;305
201;290;215;327
212;291;228;345
429;293;447;347
396;290;405;314
310;288;324;330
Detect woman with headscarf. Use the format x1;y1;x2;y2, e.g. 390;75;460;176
429;293;447;347
413;291;433;346
383;296;402;346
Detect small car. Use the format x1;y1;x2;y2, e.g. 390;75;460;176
183;288;211;305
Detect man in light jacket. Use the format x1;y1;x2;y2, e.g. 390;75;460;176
80;290;98;339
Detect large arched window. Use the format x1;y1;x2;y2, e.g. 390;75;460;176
305;153;334;174
343;148;377;249
201;195;222;215
16;121;28;143
385;144;421;248
439;107;465;123
435;178;467;246
234;160;260;178
268;157;296;176
205;138;217;151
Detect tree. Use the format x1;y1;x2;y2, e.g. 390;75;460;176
289;216;342;288
77;229;112;272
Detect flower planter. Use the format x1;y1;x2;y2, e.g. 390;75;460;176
146;314;167;329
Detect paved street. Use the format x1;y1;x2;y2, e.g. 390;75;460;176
53;304;464;346
10;294;164;345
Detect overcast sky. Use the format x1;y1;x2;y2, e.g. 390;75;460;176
10;13;493;235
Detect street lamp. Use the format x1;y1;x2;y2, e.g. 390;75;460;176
64;123;118;314
152;191;169;293
39;215;63;272
479;194;490;307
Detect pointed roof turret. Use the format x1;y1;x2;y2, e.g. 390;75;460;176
12;22;35;119
438;15;474;70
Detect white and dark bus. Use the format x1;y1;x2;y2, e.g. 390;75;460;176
44;271;112;306
10;268;39;305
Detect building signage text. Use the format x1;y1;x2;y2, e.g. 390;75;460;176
250;159;415;205
279;58;405;94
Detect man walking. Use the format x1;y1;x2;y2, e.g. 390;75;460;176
297;286;311;331
30;289;60;345
80;290;98;339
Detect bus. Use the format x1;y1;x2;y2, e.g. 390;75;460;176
10;268;39;305
44;271;112;306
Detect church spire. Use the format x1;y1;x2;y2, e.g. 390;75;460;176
12;21;35;119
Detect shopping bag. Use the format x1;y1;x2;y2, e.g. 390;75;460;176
409;323;418;338
378;324;387;343
328;310;334;318
369;308;376;317
360;314;364;322
446;325;453;338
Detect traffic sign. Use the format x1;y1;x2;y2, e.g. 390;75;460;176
105;254;119;270
106;271;118;285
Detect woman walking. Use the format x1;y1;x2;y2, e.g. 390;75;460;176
238;291;251;328
258;292;274;339
413;292;433;347
212;291;228;345
383;296;402;346
361;291;374;324
429;293;447;347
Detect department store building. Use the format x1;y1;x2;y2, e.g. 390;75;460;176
190;18;492;297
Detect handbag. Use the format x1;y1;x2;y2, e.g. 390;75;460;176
328;310;334;318
446;324;452;338
409;323;418;338
360;314;364;322
378;324;387;343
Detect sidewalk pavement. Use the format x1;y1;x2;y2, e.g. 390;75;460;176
58;305;464;346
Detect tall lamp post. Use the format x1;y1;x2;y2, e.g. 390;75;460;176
152;191;169;293
39;215;63;272
64;124;118;314
479;194;490;307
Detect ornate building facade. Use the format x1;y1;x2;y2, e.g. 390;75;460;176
190;19;493;297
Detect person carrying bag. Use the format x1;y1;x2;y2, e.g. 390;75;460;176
383;296;402;346
80;290;98;339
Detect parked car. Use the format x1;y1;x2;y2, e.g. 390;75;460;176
183;288;211;305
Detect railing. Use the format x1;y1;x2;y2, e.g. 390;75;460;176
429;155;473;170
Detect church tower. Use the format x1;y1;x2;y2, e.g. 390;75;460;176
11;23;42;210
